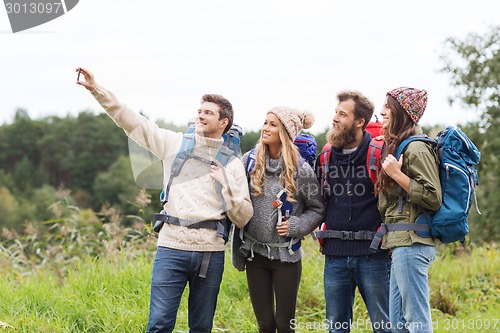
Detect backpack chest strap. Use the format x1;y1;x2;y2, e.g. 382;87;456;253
153;212;227;238
368;222;431;252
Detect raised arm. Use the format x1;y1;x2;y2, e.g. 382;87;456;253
74;67;181;160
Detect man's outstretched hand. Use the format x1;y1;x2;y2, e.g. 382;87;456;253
75;67;96;91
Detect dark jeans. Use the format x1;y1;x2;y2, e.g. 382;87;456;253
146;247;225;333
246;254;302;333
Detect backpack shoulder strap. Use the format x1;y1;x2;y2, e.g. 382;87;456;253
319;143;332;197
160;132;196;205
366;137;384;185
395;135;437;159
215;145;234;167
246;148;257;178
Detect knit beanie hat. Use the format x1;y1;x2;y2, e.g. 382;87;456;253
267;107;314;141
387;87;428;123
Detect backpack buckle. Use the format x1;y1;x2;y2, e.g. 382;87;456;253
341;231;354;240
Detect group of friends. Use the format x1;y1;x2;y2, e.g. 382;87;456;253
76;67;442;333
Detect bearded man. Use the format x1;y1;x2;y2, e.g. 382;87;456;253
315;91;391;333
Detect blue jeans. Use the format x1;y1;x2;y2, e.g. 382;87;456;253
324;252;391;333
146;247;225;333
390;244;436;333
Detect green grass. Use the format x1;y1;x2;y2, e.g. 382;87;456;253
1;240;499;332
0;252;152;332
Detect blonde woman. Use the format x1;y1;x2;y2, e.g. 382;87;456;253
234;107;324;333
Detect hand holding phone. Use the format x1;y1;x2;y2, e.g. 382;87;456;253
75;67;97;91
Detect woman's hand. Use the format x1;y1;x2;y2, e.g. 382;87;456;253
276;219;289;236
382;154;410;192
381;154;403;179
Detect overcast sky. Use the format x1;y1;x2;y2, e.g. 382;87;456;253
1;0;498;134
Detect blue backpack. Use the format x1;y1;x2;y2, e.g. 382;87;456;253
293;133;317;167
370;126;481;250
246;133;317;173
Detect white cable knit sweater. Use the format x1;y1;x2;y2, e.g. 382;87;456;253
90;85;253;252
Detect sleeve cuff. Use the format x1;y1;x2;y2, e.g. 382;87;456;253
287;216;299;237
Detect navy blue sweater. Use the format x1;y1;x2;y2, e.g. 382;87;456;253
316;131;384;256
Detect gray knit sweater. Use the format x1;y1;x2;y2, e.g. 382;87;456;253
232;151;325;270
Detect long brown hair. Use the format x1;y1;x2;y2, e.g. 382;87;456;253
376;95;417;194
250;122;300;202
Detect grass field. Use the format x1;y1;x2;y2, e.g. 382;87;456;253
1;235;499;332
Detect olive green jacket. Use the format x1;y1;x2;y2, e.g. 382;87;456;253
378;136;442;249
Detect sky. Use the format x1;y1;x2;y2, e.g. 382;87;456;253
1;0;498;135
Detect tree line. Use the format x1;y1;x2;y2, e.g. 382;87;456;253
0;108;322;233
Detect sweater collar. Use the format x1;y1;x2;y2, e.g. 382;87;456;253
194;133;224;148
265;153;283;173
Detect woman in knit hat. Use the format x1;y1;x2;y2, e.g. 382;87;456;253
233;106;325;333
376;87;442;333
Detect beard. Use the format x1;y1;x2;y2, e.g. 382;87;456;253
326;122;357;149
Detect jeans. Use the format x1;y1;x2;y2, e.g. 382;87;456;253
389;244;436;333
324;252;391;333
146;247;225;333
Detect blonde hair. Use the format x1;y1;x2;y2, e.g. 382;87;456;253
250;122;300;202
